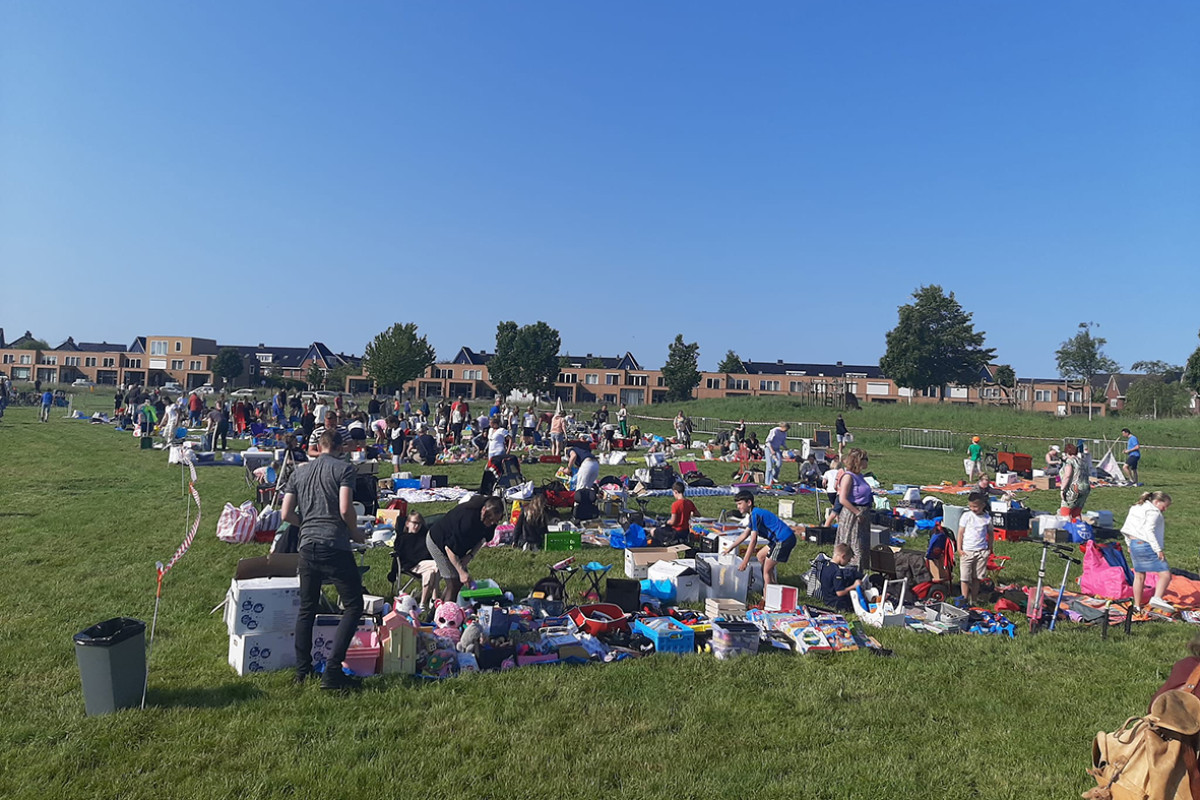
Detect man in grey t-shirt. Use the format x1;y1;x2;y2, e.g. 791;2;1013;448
281;429;365;690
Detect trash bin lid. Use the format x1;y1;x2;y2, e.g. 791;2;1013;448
73;617;146;647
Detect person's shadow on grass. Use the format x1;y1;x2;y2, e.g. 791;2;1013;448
147;683;265;709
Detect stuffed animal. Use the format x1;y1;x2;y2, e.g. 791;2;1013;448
457;620;484;656
395;594;421;620
432;602;465;645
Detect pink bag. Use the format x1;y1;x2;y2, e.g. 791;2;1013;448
1078;541;1133;600
217;500;258;544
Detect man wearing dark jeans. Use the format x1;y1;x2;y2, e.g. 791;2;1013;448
281;429;365;691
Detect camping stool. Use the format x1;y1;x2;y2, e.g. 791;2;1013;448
548;564;579;599
580;562;611;602
633;496;652;517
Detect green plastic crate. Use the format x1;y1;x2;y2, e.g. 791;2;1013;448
544;530;581;552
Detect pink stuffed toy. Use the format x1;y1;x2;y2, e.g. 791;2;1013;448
432;602;464;645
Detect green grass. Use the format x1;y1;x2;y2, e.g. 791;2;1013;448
2;397;1199;798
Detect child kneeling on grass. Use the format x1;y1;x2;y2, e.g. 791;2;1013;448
720;490;797;587
957;492;993;605
819;544;863;613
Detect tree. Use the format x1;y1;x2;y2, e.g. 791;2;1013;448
488;321;562;399
879;285;996;401
211;347;244;388
990;364;1016;404
717;350;743;374
361;322;436;394
1055;322;1119;419
326;362;360;393
586;357;606;369
661;334;700;402
1125;376;1191;418
306;363;325;390
1184;330;1200;394
1131;359;1182;375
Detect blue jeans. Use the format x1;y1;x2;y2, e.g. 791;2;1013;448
764;448;778;485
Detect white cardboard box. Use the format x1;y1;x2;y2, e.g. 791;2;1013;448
228;630;296;676
624;545;689;579
647;560;700;604
225;575;301;636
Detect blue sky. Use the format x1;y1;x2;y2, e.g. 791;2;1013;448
2;2;1197;377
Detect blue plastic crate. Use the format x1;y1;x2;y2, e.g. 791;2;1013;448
633;617;695;655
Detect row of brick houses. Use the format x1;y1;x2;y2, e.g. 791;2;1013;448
3;328;1192;415
0;329;357;392
387;346;1170;416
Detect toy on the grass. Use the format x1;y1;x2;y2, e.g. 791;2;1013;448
433;601;465;645
457;620;484;656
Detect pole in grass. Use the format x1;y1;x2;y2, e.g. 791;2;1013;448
142;562;164;710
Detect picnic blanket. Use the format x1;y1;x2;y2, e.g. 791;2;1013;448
384;487;474;504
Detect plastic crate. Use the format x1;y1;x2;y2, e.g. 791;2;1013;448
923;602;969;632
633;617;695;655
545;530;582;552
711;620;761;660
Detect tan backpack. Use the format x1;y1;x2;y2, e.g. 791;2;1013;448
1084;670;1200;800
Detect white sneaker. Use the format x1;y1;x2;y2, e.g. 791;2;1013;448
1148;597;1175;613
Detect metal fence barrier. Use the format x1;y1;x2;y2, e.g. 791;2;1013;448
899;427;954;452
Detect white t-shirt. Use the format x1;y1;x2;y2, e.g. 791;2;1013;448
959;510;991;552
823;468;842;494
618;407;627;420
487;427;510;458
523;412;535;428
312;404;328;422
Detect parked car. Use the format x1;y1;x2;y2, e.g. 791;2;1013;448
231;388;257;398
195;384;215;395
162;381;183;393
72;378;95;387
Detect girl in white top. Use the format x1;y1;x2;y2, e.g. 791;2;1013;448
1120;490;1173;612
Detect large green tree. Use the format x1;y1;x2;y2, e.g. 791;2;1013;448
662;334;700;402
488;321;562;399
717;350;743;374
211;347;244;387
1125;376;1191;418
306;363;324;390
1055;322;1119;419
1185;330;1200;394
361;322;436;393
879;285;996;401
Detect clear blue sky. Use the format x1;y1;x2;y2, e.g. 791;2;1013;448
2;2;1197;377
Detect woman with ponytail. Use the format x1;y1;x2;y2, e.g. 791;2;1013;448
1120;490;1174;612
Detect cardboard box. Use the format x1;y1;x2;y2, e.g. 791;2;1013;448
228;630;296;676
311;615;376;672
647;559;700;604
624;545;689;579
376;508;405;528
224;554;301;636
777;499;794;520
705;598;747;618
695;553;763;602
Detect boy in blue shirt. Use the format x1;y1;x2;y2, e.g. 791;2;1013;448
818;544;864;613
39;390;53;423
720;489;798;587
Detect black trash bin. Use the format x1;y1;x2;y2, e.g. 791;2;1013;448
73;617;146;716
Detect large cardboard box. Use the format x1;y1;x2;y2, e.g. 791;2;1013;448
228;630;296;675
224;554;301;636
624;545;689;579
1032;476;1056;491
695;553;763;602
647;559;700;604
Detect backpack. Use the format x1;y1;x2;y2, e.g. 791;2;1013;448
683;469;715;488
1084;682;1200;800
805;553;832;600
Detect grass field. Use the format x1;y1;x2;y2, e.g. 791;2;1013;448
2;396;1199;799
